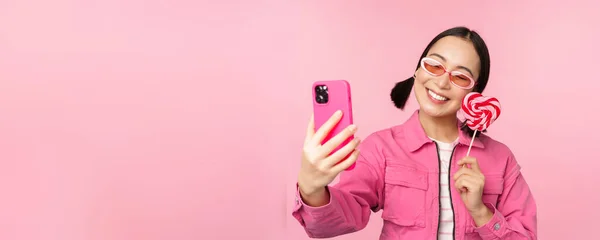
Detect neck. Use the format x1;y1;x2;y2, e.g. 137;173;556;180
418;110;459;143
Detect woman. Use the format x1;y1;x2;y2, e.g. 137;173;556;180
292;26;537;239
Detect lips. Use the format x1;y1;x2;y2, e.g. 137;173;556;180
427;88;449;101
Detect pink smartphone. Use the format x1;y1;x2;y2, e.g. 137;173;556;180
312;80;356;171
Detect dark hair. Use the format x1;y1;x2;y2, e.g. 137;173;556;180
390;26;491;137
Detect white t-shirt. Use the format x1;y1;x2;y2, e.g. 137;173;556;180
430;137;458;240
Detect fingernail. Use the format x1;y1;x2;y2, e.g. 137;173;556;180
349;125;357;132
335;110;343;116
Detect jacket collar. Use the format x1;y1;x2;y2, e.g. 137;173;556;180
402;110;485;152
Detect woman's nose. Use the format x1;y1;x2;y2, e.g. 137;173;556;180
435;73;452;89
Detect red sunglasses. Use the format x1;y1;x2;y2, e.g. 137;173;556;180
420;57;475;89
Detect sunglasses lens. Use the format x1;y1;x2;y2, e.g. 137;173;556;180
422;59;445;75
450;72;473;88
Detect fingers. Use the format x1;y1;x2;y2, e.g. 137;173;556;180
304;113;315;146
309;110;343;147
321;137;361;168
455;176;478;193
452;167;481;181
320;124;357;155
457;156;481;172
330;149;360;174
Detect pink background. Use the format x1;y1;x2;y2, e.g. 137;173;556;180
1;1;598;239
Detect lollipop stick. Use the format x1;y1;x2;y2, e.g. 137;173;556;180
465;129;477;157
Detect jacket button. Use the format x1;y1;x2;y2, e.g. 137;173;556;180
493;223;501;231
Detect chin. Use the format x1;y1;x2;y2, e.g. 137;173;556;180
416;89;459;119
420;105;453;118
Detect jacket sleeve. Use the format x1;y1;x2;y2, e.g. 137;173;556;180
475;152;538;239
291;134;385;238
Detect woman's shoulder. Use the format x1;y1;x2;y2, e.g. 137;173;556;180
477;133;515;157
358;126;397;150
476;133;523;177
357;122;418;157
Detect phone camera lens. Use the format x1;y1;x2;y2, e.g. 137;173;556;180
315;85;329;104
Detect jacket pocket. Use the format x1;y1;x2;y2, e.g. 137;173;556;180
381;164;428;228
481;176;504;206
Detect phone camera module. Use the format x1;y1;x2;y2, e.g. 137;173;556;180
315;85;329;104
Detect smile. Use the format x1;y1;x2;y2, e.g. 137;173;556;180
427;89;449;101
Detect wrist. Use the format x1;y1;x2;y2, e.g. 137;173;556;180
299;186;329;207
471;204;493;227
297;175;319;196
297;176;329;206
299;183;323;197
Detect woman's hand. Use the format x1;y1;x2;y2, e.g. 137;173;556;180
297;111;361;206
453;156;493;226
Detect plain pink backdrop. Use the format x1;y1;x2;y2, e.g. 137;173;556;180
1;1;599;239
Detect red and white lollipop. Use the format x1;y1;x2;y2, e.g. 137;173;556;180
461;92;502;156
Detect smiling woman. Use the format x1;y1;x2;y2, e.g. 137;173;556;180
292;26;537;240
392;27;491;138
413;36;482;120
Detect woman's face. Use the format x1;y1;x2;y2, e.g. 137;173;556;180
414;36;481;119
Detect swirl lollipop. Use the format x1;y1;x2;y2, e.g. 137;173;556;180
461;92;502;156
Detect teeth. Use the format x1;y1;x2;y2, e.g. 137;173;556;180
428;89;448;101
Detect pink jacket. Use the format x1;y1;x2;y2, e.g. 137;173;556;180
292;110;537;239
